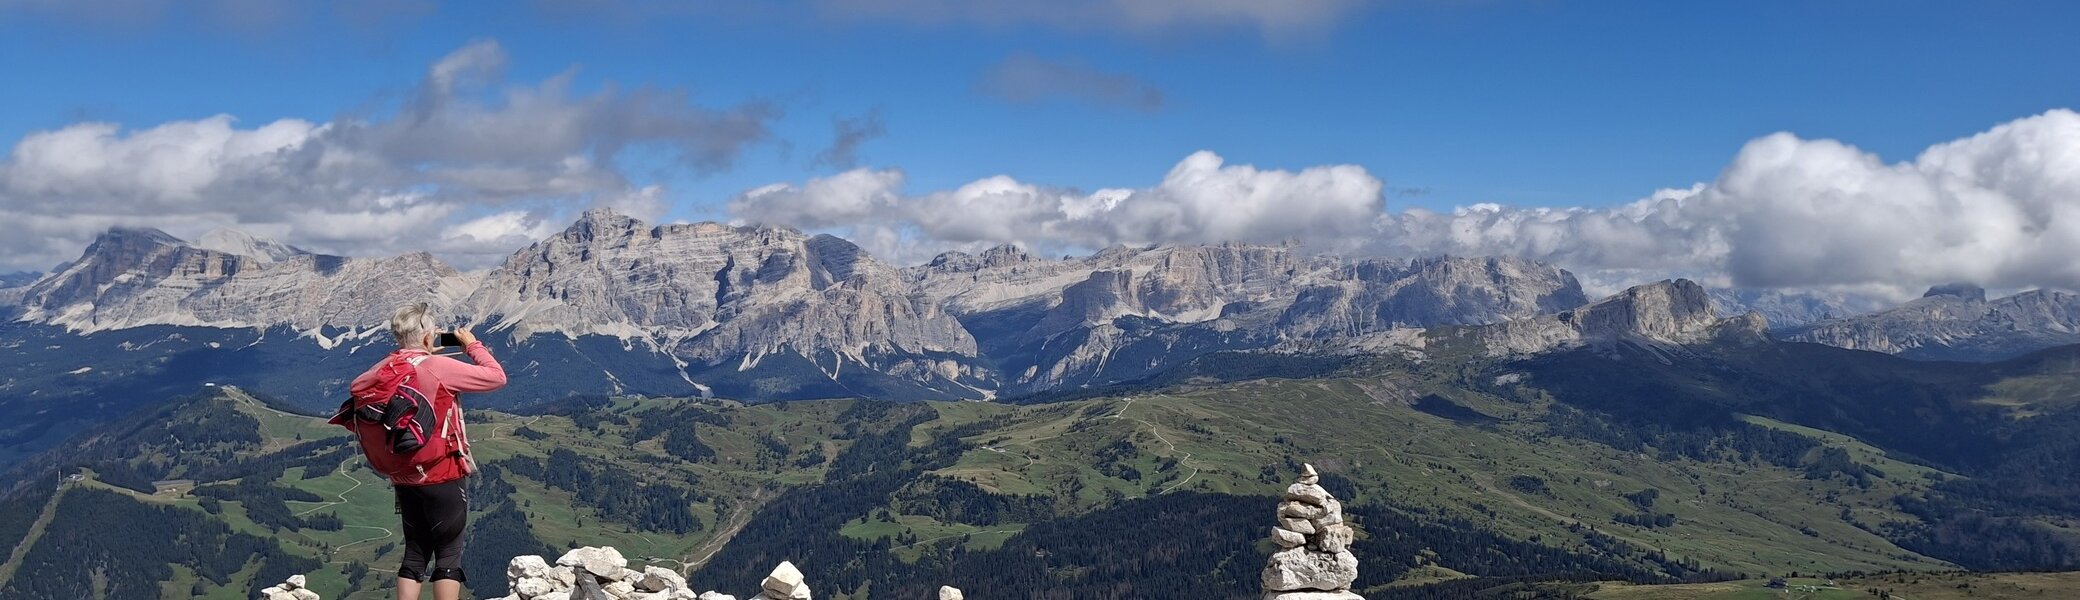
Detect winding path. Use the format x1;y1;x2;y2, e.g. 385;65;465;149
1109;397;1201;494
292;466;368;517
326;524;397;565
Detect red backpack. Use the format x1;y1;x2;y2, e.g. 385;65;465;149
328;352;474;485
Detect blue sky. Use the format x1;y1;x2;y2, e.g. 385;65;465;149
6;1;2073;214
2;0;2078;296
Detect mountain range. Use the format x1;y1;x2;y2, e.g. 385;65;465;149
4;209;2080;466
0;209;1592;401
1783;283;2080;361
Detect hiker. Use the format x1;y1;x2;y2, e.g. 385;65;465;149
334;302;506;600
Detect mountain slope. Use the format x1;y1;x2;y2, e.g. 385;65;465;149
36;334;2080;598
1784;284;2080;361
12;227;473;335
1455;278;1768;356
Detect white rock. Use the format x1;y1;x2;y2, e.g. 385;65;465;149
265;593;296;600
1264;591;1363;600
286;575;307;590
697;592;737;600
760;561;807;597
1310;498;1344;527
517;577;558;599
1316;524;1355;553
1271;527;1306;548
1297;464;1320;485
550;566;579;587
637;566;688;592
1284;483;1331;507
1279;500;1326;520
511;555;553;580
536;592;572;600
290;590;320;600
604;579;637;598
937;586;964;600
1279;516;1317;535
261;586;285;595
557;546;630;576
1261;548;1359;592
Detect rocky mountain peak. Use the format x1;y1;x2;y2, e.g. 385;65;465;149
1474;278;1766;355
980;243;1036;265
1923;282;1988;302
1786;286;2080;361
566;207;647;242
1564;278;1718;336
195;229;306;263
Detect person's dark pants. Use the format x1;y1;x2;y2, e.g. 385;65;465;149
395;478;469;582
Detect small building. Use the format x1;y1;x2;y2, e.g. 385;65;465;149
152;479;197;496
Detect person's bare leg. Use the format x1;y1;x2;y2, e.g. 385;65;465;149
396;577;421;600
431;579;462;600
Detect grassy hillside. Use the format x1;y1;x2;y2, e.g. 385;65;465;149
2;366;1991;598
11;338;2080;598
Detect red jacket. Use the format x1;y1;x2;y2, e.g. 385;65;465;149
348;342;507;485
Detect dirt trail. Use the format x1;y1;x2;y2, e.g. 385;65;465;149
0;483;67;588
679;488;769;574
1110;397;1202;494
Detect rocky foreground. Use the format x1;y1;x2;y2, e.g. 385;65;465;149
260;467;1360;599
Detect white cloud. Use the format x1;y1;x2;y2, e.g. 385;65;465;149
1368;109;2080;298
729;150;1384;263
0;39;780;272
726;110;2080;302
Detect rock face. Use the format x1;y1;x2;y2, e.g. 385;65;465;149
12;226;473;335
1707;288;1887;329
912;246;1586;393
257;573;320;600
10;213;1591;400
1472;279;1768;356
1262;464;1363;600
1783;285;2080;361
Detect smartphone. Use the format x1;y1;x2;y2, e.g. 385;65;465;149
436;333;463;347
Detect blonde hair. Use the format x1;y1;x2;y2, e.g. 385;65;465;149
390;302;438;349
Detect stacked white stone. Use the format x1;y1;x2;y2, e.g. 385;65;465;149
938;585;965;600
1261;464;1363;600
496;546;700;600
257;574;319;600
753;561;811;600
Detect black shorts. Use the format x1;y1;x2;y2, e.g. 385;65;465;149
394;477;469;582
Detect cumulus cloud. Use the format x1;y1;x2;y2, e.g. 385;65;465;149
730;150;1383;263
727;109;2080;301
1364;109;2080;298
0;39;780;272
980;54;1165;111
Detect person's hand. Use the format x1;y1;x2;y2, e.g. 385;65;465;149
454;328;479;347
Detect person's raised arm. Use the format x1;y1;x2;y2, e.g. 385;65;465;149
434;328;506;393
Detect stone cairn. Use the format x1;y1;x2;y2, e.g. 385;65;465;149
1262;464;1362;600
495;546;966;600
257;574;320;600
496;546;698;600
